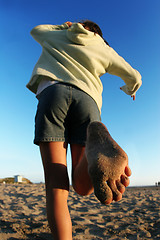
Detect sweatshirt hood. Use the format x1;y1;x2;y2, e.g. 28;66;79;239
66;23;103;45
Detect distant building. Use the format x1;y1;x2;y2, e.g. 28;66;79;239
14;175;23;183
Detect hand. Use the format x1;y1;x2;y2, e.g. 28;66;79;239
120;87;135;101
65;21;72;27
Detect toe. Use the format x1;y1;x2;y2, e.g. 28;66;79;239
108;180;122;202
104;198;113;205
121;174;130;187
116;180;125;194
114;192;122;202
125;166;132;177
94;181;113;205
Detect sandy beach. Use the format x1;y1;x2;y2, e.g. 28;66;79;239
0;184;160;240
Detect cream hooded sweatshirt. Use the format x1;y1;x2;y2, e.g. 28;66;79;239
27;23;142;111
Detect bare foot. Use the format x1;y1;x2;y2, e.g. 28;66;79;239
85;122;131;205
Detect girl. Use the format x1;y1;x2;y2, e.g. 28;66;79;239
27;20;142;240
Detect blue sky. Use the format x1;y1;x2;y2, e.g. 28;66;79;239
0;0;159;186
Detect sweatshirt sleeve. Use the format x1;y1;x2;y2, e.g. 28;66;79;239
30;23;69;44
107;47;142;96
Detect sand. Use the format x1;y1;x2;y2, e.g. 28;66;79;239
0;184;160;240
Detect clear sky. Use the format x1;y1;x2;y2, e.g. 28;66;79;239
0;0;159;186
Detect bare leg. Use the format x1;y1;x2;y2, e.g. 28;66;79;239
71;144;94;196
40;142;72;240
85;121;132;205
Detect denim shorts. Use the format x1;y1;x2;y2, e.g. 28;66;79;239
34;83;101;146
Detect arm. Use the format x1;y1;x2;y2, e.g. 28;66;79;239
107;47;142;100
30;22;69;44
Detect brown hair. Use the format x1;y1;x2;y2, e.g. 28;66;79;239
79;20;110;46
